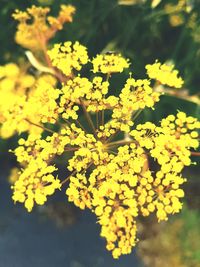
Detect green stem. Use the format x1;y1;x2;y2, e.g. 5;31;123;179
132;109;142;121
105;129;120;144
96;111;99;130
76;118;88;133
80;99;97;138
107;139;135;147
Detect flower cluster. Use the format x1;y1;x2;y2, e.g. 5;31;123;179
92;53;130;74
131;112;200;221
145;60;184;88
67;143;145;258
5;38;199;259
48;42;89;76
13;5;75;51
0;62;58;138
0;4;76;138
12;133;65;211
112;78;160;132
164;0;193;27
0;63;36;138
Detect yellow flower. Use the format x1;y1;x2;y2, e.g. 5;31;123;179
48;42;88;76
146;60;184;88
13;5;75;51
0;63;58;138
92;53;130;74
4;37;198;259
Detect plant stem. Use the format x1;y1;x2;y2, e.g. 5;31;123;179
132;109;142;121
101;73;110;127
80;99;97;138
61;169;77;185
61;162;93;185
191;151;200;156
64;147;79;152
25;119;55;134
96;111;99;130
76;119;88;133
105;129;120;144
107;139;135;147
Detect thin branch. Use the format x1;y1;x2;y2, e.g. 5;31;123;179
96;111;99;130
132;109;142;121
76;119;88;133
61;161;93;186
25;119;55;134
80;99;97;138
107;139;135;147
61;169;77;185
105;129;120;144
64;147;79;152
191;151;200;156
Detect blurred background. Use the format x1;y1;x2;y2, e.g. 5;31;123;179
0;0;200;266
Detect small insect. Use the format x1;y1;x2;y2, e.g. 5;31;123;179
27;66;38;76
104;51;118;55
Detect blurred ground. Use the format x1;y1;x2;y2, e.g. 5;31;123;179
0;169;140;267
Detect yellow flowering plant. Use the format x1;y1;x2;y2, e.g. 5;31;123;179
12;5;75;51
1;4;200;260
0;5;75;138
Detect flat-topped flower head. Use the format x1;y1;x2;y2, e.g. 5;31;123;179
145;60;184;88
48;42;89;76
92;53;130;74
